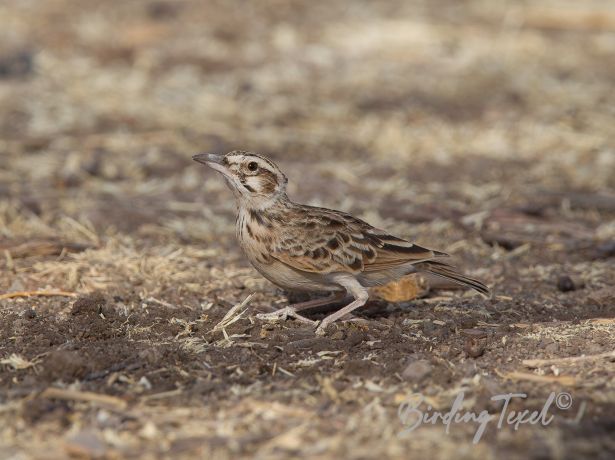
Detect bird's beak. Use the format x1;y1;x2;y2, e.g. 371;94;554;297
192;153;228;174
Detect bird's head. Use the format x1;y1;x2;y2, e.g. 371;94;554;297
193;150;288;208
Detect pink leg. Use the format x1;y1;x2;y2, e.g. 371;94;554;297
256;292;347;325
316;275;369;335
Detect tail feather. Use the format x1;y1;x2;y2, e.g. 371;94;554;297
418;260;490;297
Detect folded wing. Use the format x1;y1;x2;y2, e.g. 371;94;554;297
270;207;446;274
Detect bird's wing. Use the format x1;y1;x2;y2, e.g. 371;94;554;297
270;206;445;274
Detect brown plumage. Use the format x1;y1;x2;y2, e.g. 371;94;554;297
194;150;490;334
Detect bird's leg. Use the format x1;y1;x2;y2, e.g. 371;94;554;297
315;295;368;334
256;292;347;325
316;275;369;335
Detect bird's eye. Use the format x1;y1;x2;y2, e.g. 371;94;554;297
247;161;258;172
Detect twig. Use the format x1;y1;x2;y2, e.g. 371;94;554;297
585;318;615;325
145;297;178;309
4;250;13;270
277;366;296;377
0;353;41;370
420;296;455;304
140;388;183;402
523;351;615;368
39;388;127;410
0;240;93;259
496;370;577;386
210;293;254;334
0;290;78;300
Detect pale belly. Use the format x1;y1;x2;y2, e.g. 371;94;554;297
248;254;343;293
235;208;340;293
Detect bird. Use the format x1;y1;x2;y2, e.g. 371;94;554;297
193;150;490;335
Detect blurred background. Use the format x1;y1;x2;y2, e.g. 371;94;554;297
1;0;614;245
1;1;614;458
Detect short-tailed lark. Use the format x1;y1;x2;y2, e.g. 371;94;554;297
194;151;489;335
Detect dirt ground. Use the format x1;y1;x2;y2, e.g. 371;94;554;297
1;0;615;458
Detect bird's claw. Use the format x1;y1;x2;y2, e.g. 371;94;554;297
315;314;368;336
256;307;317;325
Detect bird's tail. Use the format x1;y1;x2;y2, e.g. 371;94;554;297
418;260;490;297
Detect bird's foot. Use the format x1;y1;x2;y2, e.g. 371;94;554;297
315;314;369;335
256;307;317;325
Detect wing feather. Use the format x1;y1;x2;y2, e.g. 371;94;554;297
269;206;446;275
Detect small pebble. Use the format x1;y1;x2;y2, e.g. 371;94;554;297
557;275;581;292
401;359;432;381
596;241;615;258
464;337;486;358
330;330;345;340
